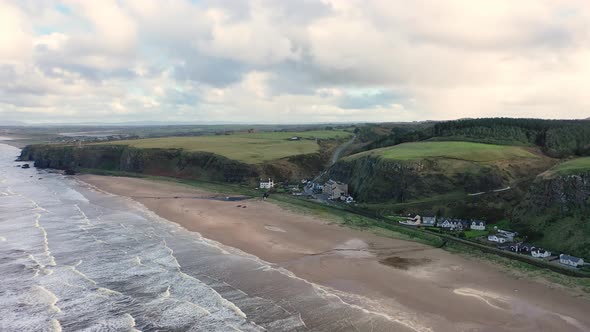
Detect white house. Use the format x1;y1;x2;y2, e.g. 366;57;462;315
559;254;585;268
260;178;275;189
531;248;551;258
438;219;469;231
341;195;354;204
497;230;517;241
470;220;486;231
487;235;507;243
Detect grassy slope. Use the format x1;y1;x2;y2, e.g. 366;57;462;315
333;141;555;223
549;157;590;176
348;141;538;162
101;130;351;164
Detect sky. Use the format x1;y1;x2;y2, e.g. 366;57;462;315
1;0;590;124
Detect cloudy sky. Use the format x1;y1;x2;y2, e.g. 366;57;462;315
1;0;589;123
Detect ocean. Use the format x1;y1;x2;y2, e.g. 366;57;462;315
0;143;412;332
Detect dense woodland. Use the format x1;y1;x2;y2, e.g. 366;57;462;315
364;118;590;158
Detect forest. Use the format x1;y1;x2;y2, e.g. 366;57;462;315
364;118;590;157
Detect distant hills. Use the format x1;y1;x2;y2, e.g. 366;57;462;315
0;120;27;126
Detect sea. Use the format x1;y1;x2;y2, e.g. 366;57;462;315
0;143;418;332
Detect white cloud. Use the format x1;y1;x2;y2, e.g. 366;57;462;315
0;3;32;63
0;0;589;123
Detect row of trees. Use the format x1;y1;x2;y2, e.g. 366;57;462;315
433;118;590;157
361;118;590;158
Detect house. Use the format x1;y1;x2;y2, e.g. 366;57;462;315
559;254;585;268
509;243;534;254
470;220;486;231
420;216;436;227
340;195;354;204
323;179;348;200
497;230;517;241
437;218;470;231
531;248;551;258
487;235;508;243
399;215;421;226
259;178;275;189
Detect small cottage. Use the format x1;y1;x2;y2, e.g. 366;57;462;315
341;195;354;204
470;220;486;231
531;248;551;258
438;218;469;231
260;178;275;189
559;254;585;268
487;235;508;243
497;230;517;241
509;243;534;254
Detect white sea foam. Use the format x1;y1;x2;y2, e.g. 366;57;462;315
133;256;144;265
34;214;57;266
1;143;419;332
123;313;141;332
161;285;171;298
50;319;63;332
33;285;62;314
124;196;430;331
66;265;97;286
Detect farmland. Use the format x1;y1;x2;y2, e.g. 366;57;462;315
348;141;538;162
100;130;352;164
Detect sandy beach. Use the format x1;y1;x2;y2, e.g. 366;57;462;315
80;175;590;332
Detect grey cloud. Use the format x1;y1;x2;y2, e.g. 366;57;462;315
338;90;403;109
173;56;247;87
0;65;17;81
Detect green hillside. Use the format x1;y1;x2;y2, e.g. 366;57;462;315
549;157;590;176
101;130;351;164
348;141;538;162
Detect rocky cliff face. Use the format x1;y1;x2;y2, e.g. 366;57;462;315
20;144;259;183
19;144;327;184
532;172;590;210
512;171;590;259
327;155;506;202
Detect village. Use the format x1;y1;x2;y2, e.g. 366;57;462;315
395;215;586;269
259;177;587;271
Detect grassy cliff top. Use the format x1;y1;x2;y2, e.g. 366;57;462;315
99;130;351;164
347;141;538;162
548;157;590;176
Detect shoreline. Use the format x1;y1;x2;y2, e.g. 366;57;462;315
80;174;590;331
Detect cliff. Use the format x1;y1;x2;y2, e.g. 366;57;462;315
19;143;329;184
19;144;259;183
512;171;590;258
328;155;511;203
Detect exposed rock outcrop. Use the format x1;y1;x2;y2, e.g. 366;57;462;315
19;144;259;183
326;155;507;203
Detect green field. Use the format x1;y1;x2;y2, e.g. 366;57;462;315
550;157;590;175
102;130;351;164
349;141;538;162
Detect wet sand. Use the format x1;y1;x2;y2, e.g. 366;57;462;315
81;175;590;332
